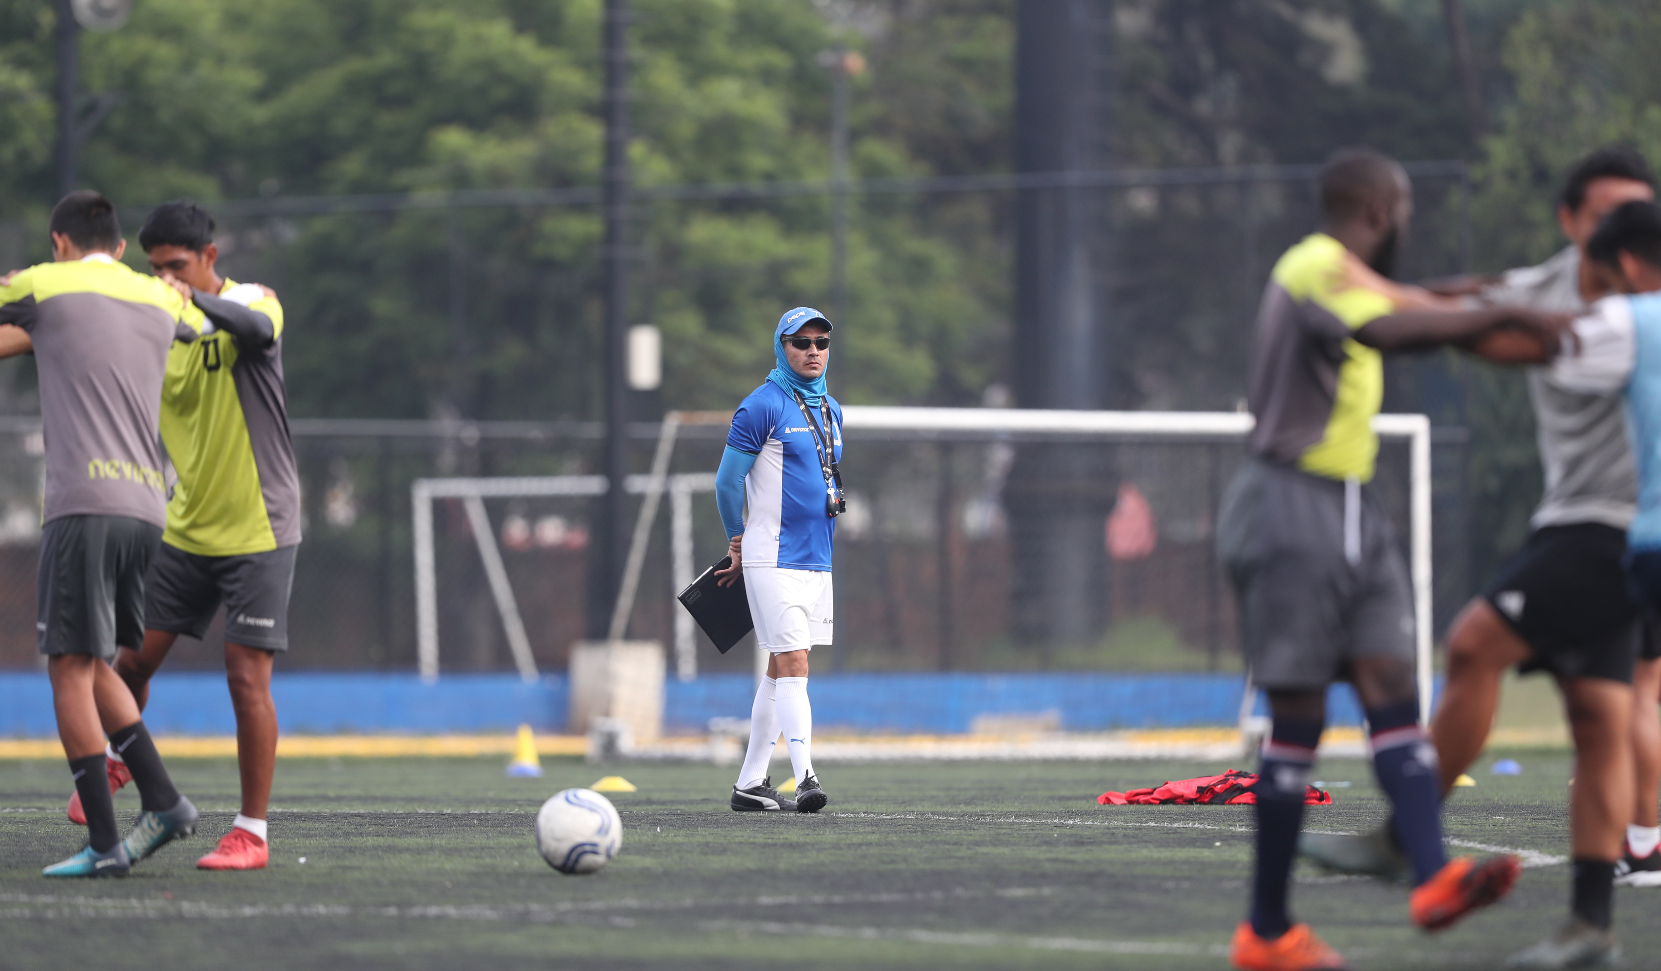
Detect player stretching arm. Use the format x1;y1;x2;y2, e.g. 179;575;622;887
58;201;301;872
713;308;843;815
1220;149;1567;971
1301;148;1657;970
0;192;203;877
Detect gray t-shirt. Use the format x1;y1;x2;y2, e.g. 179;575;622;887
1480;245;1638;530
0;256;201;528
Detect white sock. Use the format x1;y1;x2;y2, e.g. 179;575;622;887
104;742;124;765
233;813;268;842
774;676;814;784
735;676;780;790
1629;823;1660;858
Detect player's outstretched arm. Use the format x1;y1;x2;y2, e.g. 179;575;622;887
1353;306;1570;360
191;289;276;349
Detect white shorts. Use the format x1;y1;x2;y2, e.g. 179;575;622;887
743;566;833;654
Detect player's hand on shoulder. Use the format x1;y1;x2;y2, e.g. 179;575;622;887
0;269;19;287
159;274;193;302
258;285;277;299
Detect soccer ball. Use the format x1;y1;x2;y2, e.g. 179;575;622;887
535;788;622;874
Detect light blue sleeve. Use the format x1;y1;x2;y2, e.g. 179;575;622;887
715;445;757;539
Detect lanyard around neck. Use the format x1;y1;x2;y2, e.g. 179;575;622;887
792;391;845;518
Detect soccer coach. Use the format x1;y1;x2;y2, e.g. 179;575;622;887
714;307;843;815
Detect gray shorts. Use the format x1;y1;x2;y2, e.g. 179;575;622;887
37;514;163;661
144;542;297;651
1217;460;1416;691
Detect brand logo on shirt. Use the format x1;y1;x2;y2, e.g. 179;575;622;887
87;459;164;492
1495;590;1525;620
236;614;277;628
783;426;811;434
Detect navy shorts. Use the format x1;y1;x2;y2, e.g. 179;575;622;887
1484;524;1640;683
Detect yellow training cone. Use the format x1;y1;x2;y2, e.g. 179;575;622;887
591;775;637;792
1453;773;1476;788
776;777;797;794
506;724;542;777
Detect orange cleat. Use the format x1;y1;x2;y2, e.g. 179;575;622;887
1409;855;1520;932
1229;922;1349;970
66;758;134;826
195;827;269;871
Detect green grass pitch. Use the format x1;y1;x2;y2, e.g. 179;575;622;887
0;752;1648;969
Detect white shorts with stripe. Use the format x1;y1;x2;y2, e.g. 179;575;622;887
743;566;833;653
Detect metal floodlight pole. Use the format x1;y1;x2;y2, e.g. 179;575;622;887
55;0;79;199
594;0;632;640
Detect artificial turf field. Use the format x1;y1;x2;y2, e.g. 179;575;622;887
0;751;1649;970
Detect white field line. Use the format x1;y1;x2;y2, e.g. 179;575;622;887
703;919;1220;956
0;886;1058;922
835;812;1569;868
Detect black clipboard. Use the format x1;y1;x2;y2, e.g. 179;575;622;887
676;556;754;653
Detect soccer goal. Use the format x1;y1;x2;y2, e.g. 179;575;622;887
410;406;1434;724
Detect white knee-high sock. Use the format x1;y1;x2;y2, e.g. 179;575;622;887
774;676;814;784
735;676;779;789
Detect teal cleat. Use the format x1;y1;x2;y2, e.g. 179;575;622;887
43;842;130;878
121;796;199;863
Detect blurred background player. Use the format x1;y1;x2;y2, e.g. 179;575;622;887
715;307;842;815
1302;147;1657;970
1219;148;1567;971
62;200;298;872
0;191;201;877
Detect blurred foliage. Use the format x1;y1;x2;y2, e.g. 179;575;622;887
0;0;1639;586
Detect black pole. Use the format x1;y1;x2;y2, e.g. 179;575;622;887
55;0;79;199
592;0;631;639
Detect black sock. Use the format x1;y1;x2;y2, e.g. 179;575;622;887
1367;702;1446;885
108;721;179;813
69;754;119;853
1572;858;1615;930
1249;715;1324;940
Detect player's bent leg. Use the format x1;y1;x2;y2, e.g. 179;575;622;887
1620;655;1661;885
1433;599;1532;794
64;632;177;826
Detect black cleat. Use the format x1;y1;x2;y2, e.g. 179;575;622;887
1615;841;1661;888
731;777;796;812
794;774;828;813
1504;917;1621;969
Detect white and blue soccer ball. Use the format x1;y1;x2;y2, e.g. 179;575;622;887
535;788;622;875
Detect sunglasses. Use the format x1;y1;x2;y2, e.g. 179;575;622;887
783;335;831;351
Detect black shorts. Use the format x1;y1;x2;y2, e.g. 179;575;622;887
1622;549;1661;660
37;514;163;661
1218;461;1416;691
1484;523;1640;683
144;543;297;651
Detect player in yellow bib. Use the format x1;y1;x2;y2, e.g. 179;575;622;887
63;201;301;871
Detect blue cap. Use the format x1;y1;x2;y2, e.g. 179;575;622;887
777;306;832;335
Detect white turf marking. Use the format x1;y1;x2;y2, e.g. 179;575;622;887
833;812;1568;868
0;886;1059;922
702;919;1219;956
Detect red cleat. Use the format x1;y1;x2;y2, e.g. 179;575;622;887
196;827;269;871
1229;922;1349;970
1410;855;1521;931
66;757;134;825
